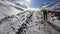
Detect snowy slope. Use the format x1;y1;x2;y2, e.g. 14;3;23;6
0;1;21;19
40;0;60;34
40;0;60;11
0;0;28;19
1;0;60;34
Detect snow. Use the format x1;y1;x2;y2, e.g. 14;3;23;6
0;0;60;34
40;0;60;27
0;1;21;19
0;6;46;34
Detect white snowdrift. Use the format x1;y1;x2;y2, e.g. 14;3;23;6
0;1;21;19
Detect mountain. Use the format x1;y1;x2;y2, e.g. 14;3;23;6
0;0;28;34
40;0;60;11
40;0;60;34
0;0;20;19
0;0;28;19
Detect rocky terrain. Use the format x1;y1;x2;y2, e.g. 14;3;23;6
0;0;60;34
0;10;44;34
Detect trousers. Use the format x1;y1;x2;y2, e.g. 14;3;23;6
43;13;47;20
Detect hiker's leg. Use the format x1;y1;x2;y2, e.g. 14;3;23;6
43;13;45;20
46;13;47;20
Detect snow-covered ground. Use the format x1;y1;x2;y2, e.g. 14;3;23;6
0;0;60;34
0;1;21;19
0;1;45;33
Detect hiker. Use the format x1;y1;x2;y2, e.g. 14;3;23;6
41;8;48;20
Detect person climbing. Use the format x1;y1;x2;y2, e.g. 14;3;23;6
41;8;48;20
